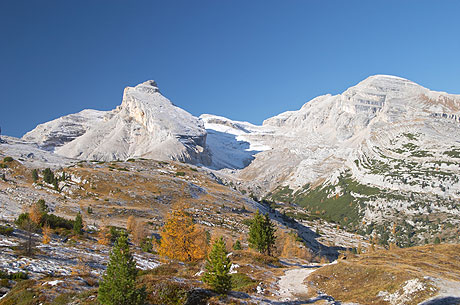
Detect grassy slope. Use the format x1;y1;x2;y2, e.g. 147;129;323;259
307;244;460;304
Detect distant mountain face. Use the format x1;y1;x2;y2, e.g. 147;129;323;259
202;75;460;246
24;80;211;164
23;75;460;245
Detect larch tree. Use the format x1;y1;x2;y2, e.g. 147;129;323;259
42;222;52;244
98;232;146;305
159;207;207;262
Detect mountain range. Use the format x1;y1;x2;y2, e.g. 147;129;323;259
18;75;460;245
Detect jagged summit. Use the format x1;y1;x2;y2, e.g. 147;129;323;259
24;80;210;163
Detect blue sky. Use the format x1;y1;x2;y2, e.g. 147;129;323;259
1;0;460;137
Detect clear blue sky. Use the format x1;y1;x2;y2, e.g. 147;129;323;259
1;0;460;137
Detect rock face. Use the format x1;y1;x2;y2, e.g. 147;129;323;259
22;109;107;151
25;80;211;164
203;75;460;243
203;75;460;194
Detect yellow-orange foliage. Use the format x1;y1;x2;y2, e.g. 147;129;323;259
29;204;42;225
127;216;136;233
279;231;313;261
42;223;52;244
159;208;207;262
132;221;147;246
97;226;111;246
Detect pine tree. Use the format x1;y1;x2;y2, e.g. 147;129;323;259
98;232;146;305
248;210;276;256
233;240;242;250
73;212;83;235
32;169;39;182
159;207;207;262
203;237;232;295
42;168;55;184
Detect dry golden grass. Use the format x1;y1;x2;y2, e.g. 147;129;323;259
307;244;460;304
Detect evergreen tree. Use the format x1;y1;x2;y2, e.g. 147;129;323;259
248;210;276;256
98;232;146;305
42;168;55;184
32;169;39;182
36;199;49;214
233;240;242;250
73;212;83;235
203;237;232;295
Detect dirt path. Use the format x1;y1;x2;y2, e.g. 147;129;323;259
277;265;320;301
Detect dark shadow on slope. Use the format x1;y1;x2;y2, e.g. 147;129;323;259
235;295;341;305
420;297;460;305
266;206;346;261
205;129;263;170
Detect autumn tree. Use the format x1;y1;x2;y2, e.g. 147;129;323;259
42;222;52;244
98;225;111;246
127;216;136;233
203;237;232;294
159;207;207;262
248;210;276;256
29;202;45;226
98;232;146;305
279;231;313;261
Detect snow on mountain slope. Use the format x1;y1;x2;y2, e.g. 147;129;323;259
0;136;75;168
22;109;108;151
235;75;460;191
53;81;211;164
200;114;272;169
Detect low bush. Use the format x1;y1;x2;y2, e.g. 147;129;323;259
15;213;31;229
3;157;13;162
175;171;186;177
42;213;74;230
147;280;190;305
0;225;14;236
230;273;257;292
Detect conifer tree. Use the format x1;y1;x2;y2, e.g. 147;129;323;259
203;237;232;295
248;210;277;256
32;169;39;182
159;207;207;262
98;232;146;305
42;223;52;244
73;212;83;235
233;240;242;250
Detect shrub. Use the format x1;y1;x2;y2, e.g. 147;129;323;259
41;213;74;230
148;281;190;305
233;240;242;250
3;157;13;162
15;213;31;229
230;273;257;292
0;225;14;236
175;171;186;177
